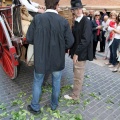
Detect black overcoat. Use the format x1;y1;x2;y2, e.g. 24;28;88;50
26;12;74;74
70;16;93;61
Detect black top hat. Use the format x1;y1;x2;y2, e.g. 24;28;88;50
71;0;85;10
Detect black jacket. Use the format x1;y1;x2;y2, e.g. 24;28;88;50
26;12;74;74
70;16;93;61
91;19;102;42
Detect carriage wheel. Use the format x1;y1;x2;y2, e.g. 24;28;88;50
0;22;18;79
0;44;18;79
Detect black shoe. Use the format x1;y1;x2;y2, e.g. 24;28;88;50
51;105;58;111
98;51;104;52
27;105;40;115
93;56;97;59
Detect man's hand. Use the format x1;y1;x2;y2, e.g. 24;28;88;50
39;5;46;10
38;9;45;13
73;54;78;64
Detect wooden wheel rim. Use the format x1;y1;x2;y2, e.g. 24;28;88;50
1;47;16;79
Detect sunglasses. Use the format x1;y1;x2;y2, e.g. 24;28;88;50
111;14;116;16
95;15;100;16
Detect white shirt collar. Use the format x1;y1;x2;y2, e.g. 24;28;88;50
45;9;58;14
75;14;83;22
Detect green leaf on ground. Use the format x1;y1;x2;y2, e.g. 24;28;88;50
11;99;23;106
42;85;52;93
0;112;9;119
105;99;114;104
92;118;97;120
89;92;101;100
75;114;83;120
17;91;26;98
42;117;48;120
60;113;83;120
0;103;6;110
80;93;84;97
84;83;91;87
83;99;90;108
66;99;80;106
106;106;112;109
61;85;72;93
26;95;32;103
84;75;90;78
11;109;31;120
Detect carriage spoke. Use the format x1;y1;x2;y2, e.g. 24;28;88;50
2;48;14;78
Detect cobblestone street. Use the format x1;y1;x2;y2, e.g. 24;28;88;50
0;54;120;120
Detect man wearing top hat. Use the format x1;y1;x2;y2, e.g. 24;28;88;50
64;0;93;100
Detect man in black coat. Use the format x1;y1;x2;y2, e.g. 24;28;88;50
64;0;93;100
26;0;74;114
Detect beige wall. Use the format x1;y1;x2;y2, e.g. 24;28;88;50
33;0;44;5
33;0;120;13
85;6;120;13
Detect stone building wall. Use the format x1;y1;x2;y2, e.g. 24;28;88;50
33;0;120;12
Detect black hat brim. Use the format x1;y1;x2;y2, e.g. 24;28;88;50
71;5;86;10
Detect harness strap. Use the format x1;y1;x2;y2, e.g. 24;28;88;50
27;0;32;4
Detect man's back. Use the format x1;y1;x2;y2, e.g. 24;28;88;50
26;0;74;114
27;12;74;74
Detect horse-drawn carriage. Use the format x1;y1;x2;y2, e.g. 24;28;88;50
0;0;73;80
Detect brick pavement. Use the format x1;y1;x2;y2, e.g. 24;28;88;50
0;54;120;120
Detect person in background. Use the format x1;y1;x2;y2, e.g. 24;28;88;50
107;12;120;69
82;8;89;19
82;8;86;15
88;10;94;21
64;0;93;101
100;15;109;53
91;11;102;59
102;8;108;21
112;13;120;72
26;0;74;114
105;10;117;67
19;0;45;17
103;15;110;59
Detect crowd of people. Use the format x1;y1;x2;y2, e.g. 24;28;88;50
12;0;120;115
82;7;120;72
